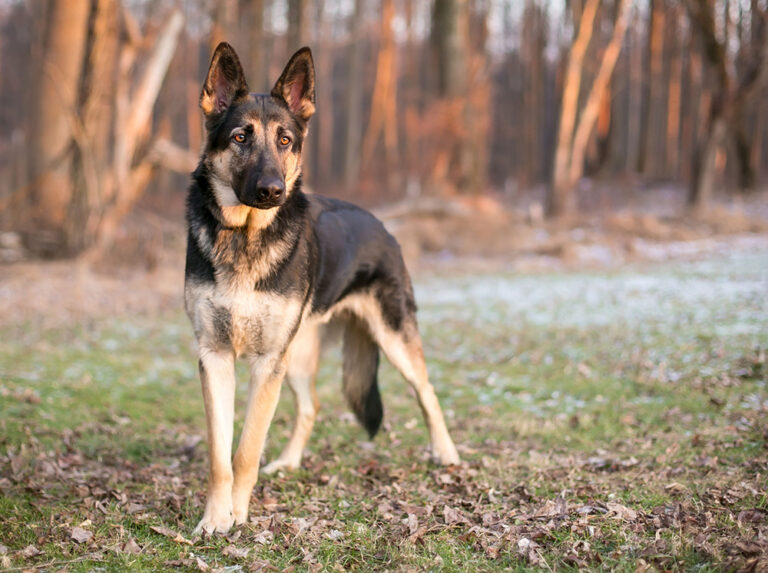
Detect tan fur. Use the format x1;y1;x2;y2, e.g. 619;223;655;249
200;93;216;116
187;282;302;357
230;353;288;523
262;323;321;474
195;349;237;534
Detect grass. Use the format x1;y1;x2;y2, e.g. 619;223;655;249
1;251;766;571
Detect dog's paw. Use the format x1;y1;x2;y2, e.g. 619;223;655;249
232;506;249;526
261;458;300;475
193;508;235;536
432;443;460;466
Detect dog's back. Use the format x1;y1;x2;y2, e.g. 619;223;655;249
308;196;415;325
304;196;414;436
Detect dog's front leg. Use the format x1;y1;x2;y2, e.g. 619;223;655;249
194;349;237;535
231;354;288;524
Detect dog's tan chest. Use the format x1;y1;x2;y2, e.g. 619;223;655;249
186;282;303;357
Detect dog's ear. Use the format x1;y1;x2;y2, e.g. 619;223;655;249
271;47;315;123
200;42;249;124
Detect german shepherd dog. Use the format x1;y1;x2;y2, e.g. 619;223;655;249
185;43;460;534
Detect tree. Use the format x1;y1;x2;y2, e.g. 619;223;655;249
430;0;471;193
637;0;667;177
287;0;310;52
361;0;400;189
343;0;365;188
548;0;630;218
27;0;91;253
686;0;768;210
25;1;184;256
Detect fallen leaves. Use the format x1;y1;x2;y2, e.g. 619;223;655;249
442;505;470;525
120;538;142;555
605;501;639;522
222;544;250;559
517;537;544;566
150;525;194;545
19;545;43;558
70;526;93;544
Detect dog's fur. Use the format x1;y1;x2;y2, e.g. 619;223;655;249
184;43;459;534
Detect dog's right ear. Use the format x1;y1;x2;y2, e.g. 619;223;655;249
200;42;249;126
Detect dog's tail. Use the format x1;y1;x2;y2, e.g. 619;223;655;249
342;316;383;438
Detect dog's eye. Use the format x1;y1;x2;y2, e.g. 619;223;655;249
232;133;246;144
279;136;291;147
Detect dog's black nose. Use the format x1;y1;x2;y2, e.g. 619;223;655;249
257;179;285;203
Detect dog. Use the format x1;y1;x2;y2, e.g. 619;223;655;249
184;43;460;535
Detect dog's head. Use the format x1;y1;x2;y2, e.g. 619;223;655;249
200;43;315;212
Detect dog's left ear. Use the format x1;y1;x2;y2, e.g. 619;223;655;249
271;47;315;123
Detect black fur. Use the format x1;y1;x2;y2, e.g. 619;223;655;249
342;316;383;438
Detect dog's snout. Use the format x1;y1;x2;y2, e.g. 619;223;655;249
257;178;285;203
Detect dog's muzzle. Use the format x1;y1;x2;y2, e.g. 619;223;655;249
237;175;287;209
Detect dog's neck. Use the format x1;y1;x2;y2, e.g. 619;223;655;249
189;167;309;285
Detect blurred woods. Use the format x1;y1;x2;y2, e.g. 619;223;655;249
0;0;766;258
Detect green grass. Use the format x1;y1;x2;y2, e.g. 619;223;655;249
1;252;766;571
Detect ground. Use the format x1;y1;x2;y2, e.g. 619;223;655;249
0;243;766;572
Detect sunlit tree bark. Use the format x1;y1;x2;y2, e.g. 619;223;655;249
548;0;629;218
28;0;91;248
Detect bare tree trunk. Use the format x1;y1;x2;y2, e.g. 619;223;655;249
68;0;120;253
247;0;265;90
593;80;612;172
465;0;490;195
731;108;755;191
521;0;542;188
547;0;600;218
210;0;238;53
567;0;630;185
431;0;470;192
28;0;91;247
751;99;765;185
312;0;333;187
686;0;768;209
626;5;642;172
666;4;682;179
689;117;727;209
361;0;399;189
432;0;469;98
20;3;186;258
637;0;665;175
343;0;365;188
287;0;309;52
96;9;185;253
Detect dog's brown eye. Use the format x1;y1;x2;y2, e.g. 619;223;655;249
233;133;246;144
279;136;291;146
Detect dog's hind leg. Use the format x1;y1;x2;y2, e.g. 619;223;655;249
360;303;460;466
262;324;321;475
231;353;288;525
195;349;237;535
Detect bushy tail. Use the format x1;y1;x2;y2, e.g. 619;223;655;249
342;316;383;438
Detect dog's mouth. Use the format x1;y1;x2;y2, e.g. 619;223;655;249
239;195;286;210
